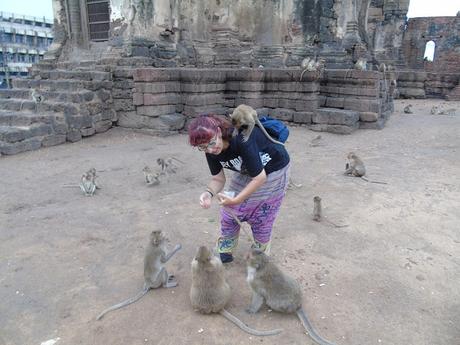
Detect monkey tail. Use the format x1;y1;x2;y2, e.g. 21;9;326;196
296;308;336;345
96;287;150;320
220;309;282;336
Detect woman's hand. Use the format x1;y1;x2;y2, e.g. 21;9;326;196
199;191;212;209
217;193;239;206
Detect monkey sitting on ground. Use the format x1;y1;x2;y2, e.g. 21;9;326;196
190;246;282;336
246;249;337;345
79;172;97;196
96;230;181;320
344;152;387;184
403;104;413;114
156;157;185;176
142;165;161;186
86;168;101;189
230;104;285;146
312;196;348;228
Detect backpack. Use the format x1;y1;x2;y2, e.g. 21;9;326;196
258;116;290;143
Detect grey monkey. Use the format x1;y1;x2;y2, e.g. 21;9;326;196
190;246;282;336
312;196;348;228
403;104;413;114
230;104;285;146
344;152;387;184
96;230;181;320
79;172;97;196
142;165;160;186
246;249;337;345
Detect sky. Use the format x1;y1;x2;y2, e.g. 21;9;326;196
0;0;458;20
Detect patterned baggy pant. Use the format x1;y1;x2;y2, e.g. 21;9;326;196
217;164;290;254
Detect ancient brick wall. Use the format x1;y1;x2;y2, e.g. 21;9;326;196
402;16;460;73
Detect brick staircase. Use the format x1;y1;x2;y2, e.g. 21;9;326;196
0;61;115;155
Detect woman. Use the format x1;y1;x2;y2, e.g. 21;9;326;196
188;113;290;263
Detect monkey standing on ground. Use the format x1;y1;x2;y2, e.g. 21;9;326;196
230;104;285;146
96;230;181;320
312;196;348;228
190;246;282;336
344;152;387;184
246;249;337;345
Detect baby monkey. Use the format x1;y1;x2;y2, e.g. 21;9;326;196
344;152;387;184
313;196;348;228
96;230;181;320
230;104;284;145
190;246;282;336
79;172;97;196
246;249;337;345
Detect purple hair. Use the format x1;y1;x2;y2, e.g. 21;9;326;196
188;114;234;146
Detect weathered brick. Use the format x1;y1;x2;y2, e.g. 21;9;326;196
240;82;265;92
310;122;359;134
144;93;181;106
294;99;319;111
359;112;380;122
278;83;297;92
313;108;359;126
293;111;313;124
137;105;178;117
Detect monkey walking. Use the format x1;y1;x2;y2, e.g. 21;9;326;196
230;104;285;146
312;196;348;228
96;230;181;320
190;246;282;336
344;152;387;185
246;249;337;345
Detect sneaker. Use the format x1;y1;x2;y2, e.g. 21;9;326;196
219;252;234;263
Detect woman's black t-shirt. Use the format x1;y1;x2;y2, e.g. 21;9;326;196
205;126;290;177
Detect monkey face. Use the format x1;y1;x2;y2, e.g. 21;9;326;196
150;230;164;245
246;249;266;269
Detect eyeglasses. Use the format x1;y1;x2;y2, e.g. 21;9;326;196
197;134;218;151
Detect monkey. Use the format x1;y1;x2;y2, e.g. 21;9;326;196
378;62;387;73
190;246;282;336
142;165;161;186
312;196;348;228
85;168;101;189
79;172;97;196
344;152;387;185
97;230;181;320
287;178;303;190
300;58;325;81
403;104;413;114
156;157;184;175
230;104;285;146
354;57;367;71
246;249;337;345
430;106;439;115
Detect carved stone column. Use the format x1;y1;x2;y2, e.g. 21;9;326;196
342;0;361;50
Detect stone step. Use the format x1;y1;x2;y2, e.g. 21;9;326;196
0;89;96;103
37;69;111;81
0;109;66;127
310;107;360;134
0;120;69;155
12;78;112;92
0;123;67;155
0;98;80;115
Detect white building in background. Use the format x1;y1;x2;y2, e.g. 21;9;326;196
0;12;53;88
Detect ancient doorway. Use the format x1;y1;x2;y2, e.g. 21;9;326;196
85;0;110;41
423;40;435;62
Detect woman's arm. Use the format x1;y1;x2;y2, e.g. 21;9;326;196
218;169;267;206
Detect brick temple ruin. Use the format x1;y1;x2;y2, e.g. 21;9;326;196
0;0;458;155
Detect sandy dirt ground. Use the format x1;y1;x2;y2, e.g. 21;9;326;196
1;99;459;345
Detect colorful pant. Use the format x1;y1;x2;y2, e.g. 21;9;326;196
217;164;290;254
